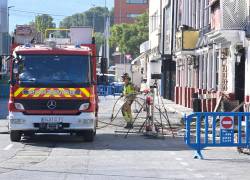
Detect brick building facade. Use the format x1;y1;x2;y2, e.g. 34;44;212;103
114;0;148;24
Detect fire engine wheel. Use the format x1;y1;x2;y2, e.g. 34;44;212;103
10;130;22;142
23;132;35;137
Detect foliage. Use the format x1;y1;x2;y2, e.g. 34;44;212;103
59;13;87;29
95;32;104;53
60;7;111;33
35;14;55;35
109;12;149;58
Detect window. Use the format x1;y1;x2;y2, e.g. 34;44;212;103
150;11;159;32
14;55;91;87
127;13;140;18
126;0;148;4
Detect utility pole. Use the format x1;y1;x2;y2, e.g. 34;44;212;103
103;0;107;58
7;6;14;55
119;0;122;64
103;0;110;68
92;4;96;30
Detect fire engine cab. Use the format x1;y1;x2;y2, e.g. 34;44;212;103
8;27;98;142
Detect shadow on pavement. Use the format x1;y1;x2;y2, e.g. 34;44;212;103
21;133;190;151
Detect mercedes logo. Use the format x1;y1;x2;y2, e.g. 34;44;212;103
47;100;57;110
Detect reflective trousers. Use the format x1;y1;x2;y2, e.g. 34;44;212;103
122;99;133;123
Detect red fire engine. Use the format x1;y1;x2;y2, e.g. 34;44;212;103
8;27;98;142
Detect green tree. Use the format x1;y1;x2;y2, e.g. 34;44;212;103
60;7;110;33
109;12;149;58
84;6;109;32
35;14;55;36
60;13;87;28
95;32;104;53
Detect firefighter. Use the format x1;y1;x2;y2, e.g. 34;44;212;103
121;73;136;129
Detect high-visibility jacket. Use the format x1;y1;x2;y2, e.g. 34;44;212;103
123;82;135;96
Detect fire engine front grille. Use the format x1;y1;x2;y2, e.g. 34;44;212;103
15;99;89;110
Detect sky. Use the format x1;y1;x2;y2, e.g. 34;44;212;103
8;0;113;32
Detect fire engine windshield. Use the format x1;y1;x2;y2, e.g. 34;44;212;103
14;55;91;87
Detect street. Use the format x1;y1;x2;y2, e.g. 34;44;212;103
0;96;250;180
0;0;249;179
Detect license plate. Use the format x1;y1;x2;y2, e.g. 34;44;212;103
47;123;59;130
41;117;63;123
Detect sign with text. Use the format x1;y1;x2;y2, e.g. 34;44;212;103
220;116;234;144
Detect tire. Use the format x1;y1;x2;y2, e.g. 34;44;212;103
10;131;22;142
83;130;95;142
23;132;35;138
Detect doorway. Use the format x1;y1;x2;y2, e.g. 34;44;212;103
235;49;245;110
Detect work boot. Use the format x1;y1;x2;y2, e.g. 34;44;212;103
124;122;133;129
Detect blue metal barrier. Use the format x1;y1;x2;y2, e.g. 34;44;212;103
97;85;107;96
185;112;250;159
97;84;123;96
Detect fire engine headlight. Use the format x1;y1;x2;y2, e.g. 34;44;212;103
79;103;90;111
14;103;25;110
10;119;26;124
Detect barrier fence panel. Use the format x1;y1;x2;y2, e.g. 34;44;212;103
97;85;123;96
185;112;250;159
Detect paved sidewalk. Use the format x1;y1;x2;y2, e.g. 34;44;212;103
161;98;193;119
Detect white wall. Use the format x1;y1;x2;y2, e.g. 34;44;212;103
115;64;132;82
148;0;162;87
227;45;236;94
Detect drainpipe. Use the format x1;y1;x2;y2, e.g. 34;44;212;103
157;0;163;96
161;5;166;97
212;43;217;90
169;0;175;99
158;0;163;55
162;7;165;56
218;47;223;92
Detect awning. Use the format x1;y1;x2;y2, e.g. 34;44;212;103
196;35;209;49
206;30;246;44
131;53;145;65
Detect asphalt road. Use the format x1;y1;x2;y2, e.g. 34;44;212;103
0;96;250;180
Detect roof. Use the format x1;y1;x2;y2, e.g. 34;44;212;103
14;44;92;56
